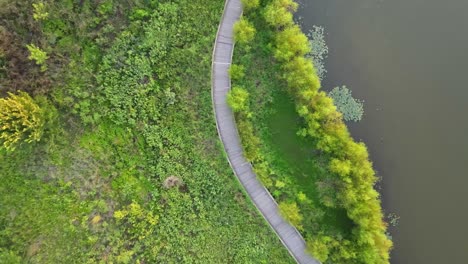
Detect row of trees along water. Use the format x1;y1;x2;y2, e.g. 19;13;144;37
228;0;392;263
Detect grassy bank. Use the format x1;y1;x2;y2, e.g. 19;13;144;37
0;0;293;262
229;0;392;263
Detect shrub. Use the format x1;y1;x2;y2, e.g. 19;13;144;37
278;201;303;230
234;17;256;44
263;0;298;27
26;44;48;72
229;64;245;81
328;86;364;122
227;86;250;112
306;235;335;263
32;2;49;21
0;91;45;151
274;25;310;62
241;0;260;12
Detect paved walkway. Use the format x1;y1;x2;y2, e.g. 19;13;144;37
211;1;320;263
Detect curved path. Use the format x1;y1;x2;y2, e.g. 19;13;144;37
211;1;320;263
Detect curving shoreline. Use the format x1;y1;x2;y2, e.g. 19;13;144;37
210;0;319;263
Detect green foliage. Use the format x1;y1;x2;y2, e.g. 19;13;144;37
329;158;352;177
229;64;245;81
306;25;328;81
97;0;114;16
32;2;49;21
234;17;256;44
0;91;45;151
263;0;298;27
278;201;303;230
274;25;310;62
0;249;21;264
241;0;260;12
26;44;48;71
306;235;335;263
329;86;364;122
227;86;250;112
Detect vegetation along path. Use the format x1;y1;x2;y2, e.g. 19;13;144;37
211;0;319;263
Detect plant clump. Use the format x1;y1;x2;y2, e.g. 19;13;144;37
328;86;364;122
306;25;328;81
0;91;45;151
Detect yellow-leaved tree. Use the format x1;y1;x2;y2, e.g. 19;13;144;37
0;91;45;151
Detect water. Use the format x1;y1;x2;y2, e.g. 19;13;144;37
297;0;468;263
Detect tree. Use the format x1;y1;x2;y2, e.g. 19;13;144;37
233;17;256;44
274;25;310;62
328;86;364;122
0;91;45;151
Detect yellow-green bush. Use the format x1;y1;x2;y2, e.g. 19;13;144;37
26;44;48;72
263;0;298;27
227;86;250;112
233;17;256;44
278;201;303;230
0;91;45;151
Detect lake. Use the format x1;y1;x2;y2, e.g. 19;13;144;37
297;0;468;263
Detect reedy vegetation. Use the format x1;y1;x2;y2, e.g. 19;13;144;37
229;0;392;263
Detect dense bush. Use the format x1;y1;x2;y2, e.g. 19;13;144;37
264;0;298;27
278;202;303;230
0;91;45;151
227;86;250;112
234;17;256;44
229;64;245;81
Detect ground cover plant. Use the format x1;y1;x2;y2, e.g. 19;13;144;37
0;0;294;263
230;0;392;263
